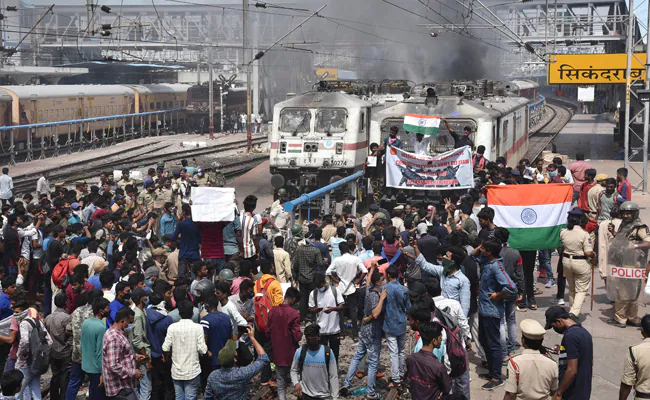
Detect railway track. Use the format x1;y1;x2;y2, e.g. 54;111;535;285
525;101;575;161
13;136;268;195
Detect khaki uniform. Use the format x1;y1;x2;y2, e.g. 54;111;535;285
505;349;558;400
392;216;405;232
195;175;211;187
560;226;593;316
614;225;650;325
75;189;88;199
154;188;173;209
117;178;137;190
622;338;650;399
138;190;157;210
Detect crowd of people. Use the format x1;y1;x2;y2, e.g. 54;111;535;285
0;144;644;400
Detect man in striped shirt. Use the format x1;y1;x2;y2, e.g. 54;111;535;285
241;195;262;262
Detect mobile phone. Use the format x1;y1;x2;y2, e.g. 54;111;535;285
378;259;389;266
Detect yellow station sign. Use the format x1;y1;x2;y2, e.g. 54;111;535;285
315;68;338;81
547;54;647;84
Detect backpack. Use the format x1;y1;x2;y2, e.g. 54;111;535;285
26;318;51;375
297;344;331;383
431;306;468;378
254;278;275;333
380;249;402;266
311;285;338;309
52;258;70;289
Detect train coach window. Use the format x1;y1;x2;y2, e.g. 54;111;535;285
315;108;347;134
280;108;311;134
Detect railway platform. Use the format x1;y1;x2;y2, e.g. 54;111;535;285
471;112;648;400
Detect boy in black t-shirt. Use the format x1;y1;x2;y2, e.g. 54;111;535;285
544;306;593;400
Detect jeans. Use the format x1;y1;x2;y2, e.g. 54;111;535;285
500;300;517;357
451;359;471;399
178;258;200;280
320;334;340;367
538;250;554;283
17;367;41;400
65;361;86;400
343;340;381;395
172;375;200;400
469;311;485;361
254;329;273;383
4;357;15;372
520;251;537;306
340;293;359;337
478;315;503;380
50;357;71;400
87;373;105;400
299;281;317;321
385;333;406;384
276;366;291;400
150;357;173;400
137;365;151;400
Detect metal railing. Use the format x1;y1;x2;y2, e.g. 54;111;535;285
284;170;364;225
0;109;185;165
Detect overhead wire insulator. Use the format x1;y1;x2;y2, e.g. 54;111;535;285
254;2;267;8
101;24;112;30
100;5;112;13
524;43;535;54
6;6;16;11
99;30;111;37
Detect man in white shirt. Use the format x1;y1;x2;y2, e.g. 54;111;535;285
325;242;367;338
162;300;208;399
0;168;14;206
409;132;433;156
36;173;50;198
309;274;345;363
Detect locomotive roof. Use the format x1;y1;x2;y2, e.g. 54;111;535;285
371;95;531;123
126;84;192;95
509;79;539;91
0;85;134;98
275;91;372;109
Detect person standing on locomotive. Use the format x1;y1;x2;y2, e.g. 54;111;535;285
442;118;474;149
378;126;402;152
407;131;433;156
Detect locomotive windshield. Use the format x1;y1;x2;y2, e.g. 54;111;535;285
280;108;311;134
315;108;347;134
380;118;476;154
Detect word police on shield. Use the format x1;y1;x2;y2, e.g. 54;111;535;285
609;266;647;280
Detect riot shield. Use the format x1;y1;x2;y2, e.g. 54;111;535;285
606;232;647;302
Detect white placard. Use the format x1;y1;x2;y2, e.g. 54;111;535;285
190;187;236;222
577;86;595;102
113;170;143;181
367;156;377;167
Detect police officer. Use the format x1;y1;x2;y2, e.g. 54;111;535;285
559;209;596;318
620;314;650;399
117;169;136;190
606;201;650;328
75;180;88;199
138;181;157;210
195;167;211;186
504;319;558;400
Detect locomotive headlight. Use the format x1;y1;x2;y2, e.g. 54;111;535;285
289;159;297;167
280;142;287;153
336;142;343;154
323;160;330;167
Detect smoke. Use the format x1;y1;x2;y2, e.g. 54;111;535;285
260;0;508;110
301;0;497;81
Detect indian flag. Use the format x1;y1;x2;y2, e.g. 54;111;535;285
487;184;573;251
403;114;441;136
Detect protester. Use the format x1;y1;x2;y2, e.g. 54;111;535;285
102;307;143;399
290;324;339;400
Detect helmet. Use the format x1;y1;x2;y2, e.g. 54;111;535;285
156;161;165;169
620;201;639;212
194;279;215;300
291;224;303;235
211;161;222;170
218;268;235;281
277;188;288;196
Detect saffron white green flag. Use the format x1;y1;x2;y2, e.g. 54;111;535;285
486;183;573;250
403;114;441;136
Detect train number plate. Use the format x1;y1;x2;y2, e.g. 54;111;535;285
331;160;346;166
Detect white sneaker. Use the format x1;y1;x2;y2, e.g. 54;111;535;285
551;298;565;305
